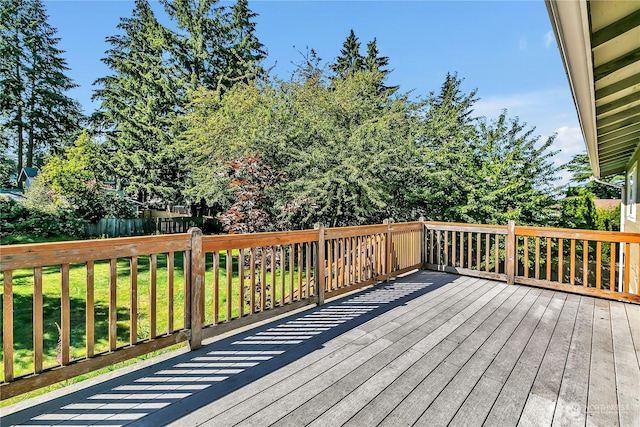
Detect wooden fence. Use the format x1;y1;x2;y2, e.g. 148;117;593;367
0;221;420;399
423;221;640;304
84;217;217;238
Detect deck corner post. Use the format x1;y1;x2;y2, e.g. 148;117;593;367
314;222;326;306
188;227;204;350
384;219;393;281
506;220;516;285
418;216;426;269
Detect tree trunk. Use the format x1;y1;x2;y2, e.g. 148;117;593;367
16;104;24;189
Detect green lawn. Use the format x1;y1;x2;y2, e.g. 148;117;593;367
1;246;312;405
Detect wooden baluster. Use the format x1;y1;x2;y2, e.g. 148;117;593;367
452;231;457;268
108;259;117;352
429;229;434;264
183;249;190;332
213;251;220;323
297;243;303;299
476;233;481;271
570;240;576;285
239;249;245;316
495;234;499;273
610;242;617;292
290;244;296;297
444;231;449;266
271;246;277;307
524;236;529;278
558;239;563;284
467;232;472;269
583;240;589;287
460;232;465;270
280;245;286;305
327;239;333;289
346;237;352;285
3;271;14;381
34;267;43;372
128;258;136;346
250;248;256;313
596;241;602;290
261;248;267;311
227;249;233;320
534;238;540;280
624;242;630;293
546;237;552;281
485;233;490;272
306;243;311;298
150;254;157;338
167;252;174;333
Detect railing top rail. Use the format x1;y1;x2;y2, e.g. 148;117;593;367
1;233;192;271
389;221;424;232
515;225;640;243
325;224;388;238
201;229;318;252
423;221;508;234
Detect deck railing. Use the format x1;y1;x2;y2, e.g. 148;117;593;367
423;221;640;304
2;219;638;399
0;221;421;399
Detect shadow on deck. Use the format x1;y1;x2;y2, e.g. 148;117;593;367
2;271;639;426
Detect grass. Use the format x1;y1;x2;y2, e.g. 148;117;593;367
1;246;312;406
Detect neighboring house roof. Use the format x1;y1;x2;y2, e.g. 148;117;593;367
594;198;622;209
546;0;640;178
18;167;39;180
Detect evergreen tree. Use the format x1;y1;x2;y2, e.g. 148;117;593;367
330;29;364;79
93;0;182;205
0;0;81;181
161;0;265;94
363;38;397;95
219;0;266;89
564;153;622;199
463;113;560;225
414;73;479;221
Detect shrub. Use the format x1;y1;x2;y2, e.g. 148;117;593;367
0;199;86;244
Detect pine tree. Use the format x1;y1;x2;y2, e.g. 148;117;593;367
363;38;397;95
330;29;364;79
93;0;182;205
0;0;81;181
219;0;266;89
162;0;265;94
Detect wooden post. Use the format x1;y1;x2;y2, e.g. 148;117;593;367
419;216;426;269
384;219;393;281
506;221;516;285
315;223;326;306
188;227;204;350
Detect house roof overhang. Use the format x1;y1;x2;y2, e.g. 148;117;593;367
546;0;640;179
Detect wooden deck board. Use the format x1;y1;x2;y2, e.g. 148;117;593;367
552;296;595;427
609;301;640;426
484;293;567;425
194;275;484;426
518;294;580;426
242;279;495;426
2;271;639;427
586;299;619;427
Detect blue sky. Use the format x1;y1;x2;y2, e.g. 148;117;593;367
45;0;586;182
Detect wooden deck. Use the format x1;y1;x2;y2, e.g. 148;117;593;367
2;271;639;426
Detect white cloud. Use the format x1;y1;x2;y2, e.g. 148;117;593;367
473;89;569;121
544;30;554;48
548;126;586;185
519;36;528;51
